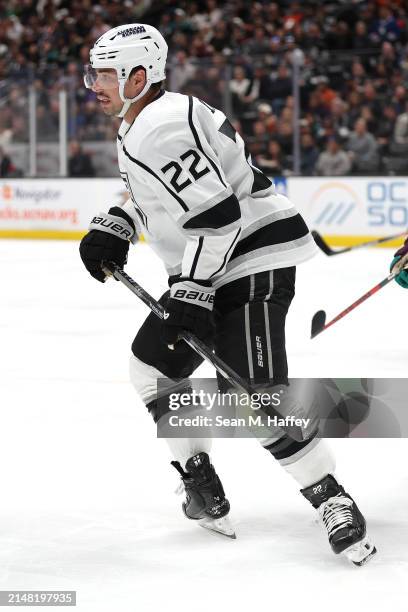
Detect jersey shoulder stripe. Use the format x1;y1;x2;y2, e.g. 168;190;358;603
188;96;227;189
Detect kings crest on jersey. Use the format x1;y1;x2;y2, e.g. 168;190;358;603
117;91;317;288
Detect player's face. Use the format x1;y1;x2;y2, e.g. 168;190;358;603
85;67;124;116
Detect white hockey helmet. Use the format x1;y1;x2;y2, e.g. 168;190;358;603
84;23;168;117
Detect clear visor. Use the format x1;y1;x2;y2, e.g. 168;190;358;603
83;65;119;90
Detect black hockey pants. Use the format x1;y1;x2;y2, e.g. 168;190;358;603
131;267;296;389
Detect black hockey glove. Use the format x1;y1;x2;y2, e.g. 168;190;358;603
162;280;215;349
79;206;137;282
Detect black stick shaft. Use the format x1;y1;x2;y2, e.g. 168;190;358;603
102;262;253;396
337;232;406;253
313;230;407;256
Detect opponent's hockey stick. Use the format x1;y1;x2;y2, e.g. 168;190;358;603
102;261;306;442
311;271;398;338
311;229;407;257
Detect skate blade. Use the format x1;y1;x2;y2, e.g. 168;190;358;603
342;535;377;566
198;516;236;539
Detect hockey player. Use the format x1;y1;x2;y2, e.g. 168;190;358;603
391;239;408;288
79;23;376;564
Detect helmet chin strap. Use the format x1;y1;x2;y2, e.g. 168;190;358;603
116;100;132;119
115;79;152;118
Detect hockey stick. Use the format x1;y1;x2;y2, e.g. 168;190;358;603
311;229;407;257
311;272;397;338
102;261;307;441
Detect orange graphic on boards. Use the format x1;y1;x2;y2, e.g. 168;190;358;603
1;185;13;201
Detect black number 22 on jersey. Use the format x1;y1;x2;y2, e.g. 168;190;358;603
161;149;210;193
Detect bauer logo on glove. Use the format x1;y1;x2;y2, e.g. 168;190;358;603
90;215;135;240
161;280;216;348
173;288;215;306
79;206;136;283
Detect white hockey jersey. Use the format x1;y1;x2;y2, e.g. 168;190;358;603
117;90;316;289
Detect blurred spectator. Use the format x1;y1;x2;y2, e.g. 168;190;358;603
90;14;110;41
10;116;28;143
268;64;292;110
36;105;58;141
255;141;288;176
377;106;397;151
346;91;363;129
229;66;259;116
277;119;294;156
302;22;323;51
169;51;196;91
0;126;12;149
347;119;378;167
191;0;222;29
360;82;382;121
300;133;319;175
353;21;370;50
391;85;406;114
329;97;350;138
68;141;95;177
252;119;269;148
360;106;376;135
370;7;401;44
257;102;273;122
0;146;21;177
209;22;229;53
379;41;399;72
244;27;270;56
394;102;408;145
0;147;13;177
351;60;366;86
316;81;337;113
315;138;351;176
325;20;352;50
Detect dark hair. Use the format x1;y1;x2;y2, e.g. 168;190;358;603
129;65;164;92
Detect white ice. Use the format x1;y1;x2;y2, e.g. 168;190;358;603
0;239;407;612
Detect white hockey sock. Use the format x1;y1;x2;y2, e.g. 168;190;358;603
129;354;212;469
164;437;212;470
280;439;336;488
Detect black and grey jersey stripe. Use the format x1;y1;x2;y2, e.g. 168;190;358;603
181;193;241;231
189;236;204;278
230;213;310;263
210;228;241;278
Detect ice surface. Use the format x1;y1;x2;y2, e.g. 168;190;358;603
0;240;407;611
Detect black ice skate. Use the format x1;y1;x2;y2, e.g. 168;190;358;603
301;474;377;566
172;452;235;539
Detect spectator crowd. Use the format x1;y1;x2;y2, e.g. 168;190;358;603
0;0;408;176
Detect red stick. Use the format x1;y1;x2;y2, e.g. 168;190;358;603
311;272;396;338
